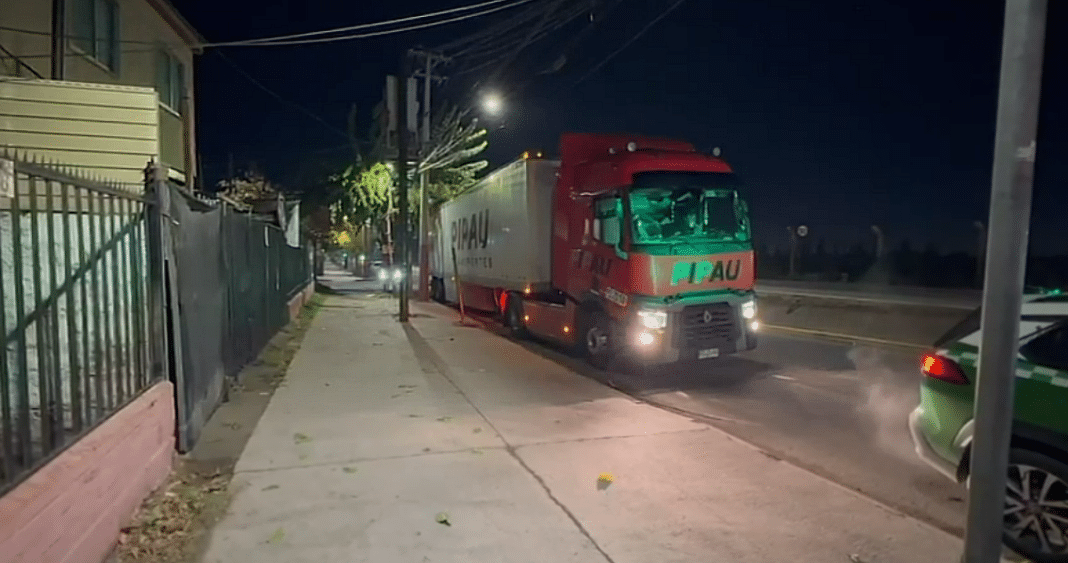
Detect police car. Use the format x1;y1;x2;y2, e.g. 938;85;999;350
909;292;1068;562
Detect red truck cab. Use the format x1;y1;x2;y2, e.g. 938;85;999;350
511;133;758;367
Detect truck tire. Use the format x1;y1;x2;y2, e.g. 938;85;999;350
580;310;614;370
431;278;445;303
505;294;528;339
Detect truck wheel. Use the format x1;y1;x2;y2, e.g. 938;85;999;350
580;310;614;370
505;295;528;339
431;278;445;302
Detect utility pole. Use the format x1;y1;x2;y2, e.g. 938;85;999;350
409;48;450;302
870;225;885;260
50;0;65;79
973;220;987;289
396;54;412;323
962;2;1046;563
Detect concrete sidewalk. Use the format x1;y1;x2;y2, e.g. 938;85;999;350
199;268;967;563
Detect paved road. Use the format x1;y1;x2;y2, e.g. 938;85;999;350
757;281;982;310
359;278;971;540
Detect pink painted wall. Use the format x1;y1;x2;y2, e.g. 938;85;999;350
0;381;175;563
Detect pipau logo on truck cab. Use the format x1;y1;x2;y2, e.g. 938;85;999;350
670;259;742;286
451;209;490;250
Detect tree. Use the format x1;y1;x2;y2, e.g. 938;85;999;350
417;104;489;206
331;162;395;261
216;169;279;207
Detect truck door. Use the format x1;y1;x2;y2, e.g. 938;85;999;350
578;193;628;310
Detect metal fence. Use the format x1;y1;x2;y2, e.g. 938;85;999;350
154;174;313;453
0;153;163;494
222;205;312;378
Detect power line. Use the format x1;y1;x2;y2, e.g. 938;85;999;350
573;0;687;86
0;0;535;50
201;0;536;48
215;51;350;140
210;0;520;46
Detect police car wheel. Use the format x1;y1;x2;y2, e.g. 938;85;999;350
1003;448;1068;563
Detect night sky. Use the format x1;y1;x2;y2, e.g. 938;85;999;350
172;0;1068;255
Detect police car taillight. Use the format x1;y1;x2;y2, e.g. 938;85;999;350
921;354;969;385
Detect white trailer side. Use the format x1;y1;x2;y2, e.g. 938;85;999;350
430;158;558;304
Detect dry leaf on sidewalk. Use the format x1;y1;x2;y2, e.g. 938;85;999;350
262;485;280;491
267;528;285;544
342;467;358;474
435;512;451;526
293;432;312;444
597;473;614;491
848;555;870;563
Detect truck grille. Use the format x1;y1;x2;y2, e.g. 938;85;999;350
677;303;737;349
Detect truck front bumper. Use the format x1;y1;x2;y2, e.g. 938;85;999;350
621;312;759;366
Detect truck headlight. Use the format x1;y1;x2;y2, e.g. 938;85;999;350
741;300;756;319
393;269;403;280
637;309;667;329
378;270;388;280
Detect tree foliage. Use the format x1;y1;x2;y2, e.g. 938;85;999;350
216;170;279;206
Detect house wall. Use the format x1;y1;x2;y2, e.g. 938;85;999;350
0;0;197;184
0;79;160;187
0;381;174;563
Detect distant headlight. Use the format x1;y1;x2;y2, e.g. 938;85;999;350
393;269;403;280
742;300;756;319
637;309;667;329
378;270;388;280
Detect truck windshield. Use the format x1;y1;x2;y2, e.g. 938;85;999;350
628;172;749;244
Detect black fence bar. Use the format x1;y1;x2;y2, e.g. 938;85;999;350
119;198;133;396
0;191;12;481
62;181;82;435
77;188;93;428
11;176;32;468
108;195;124;405
28;176;52;455
91;192;107;418
101;193;115;409
45;179;64;448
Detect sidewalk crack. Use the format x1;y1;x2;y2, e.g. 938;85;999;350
402;322;617;563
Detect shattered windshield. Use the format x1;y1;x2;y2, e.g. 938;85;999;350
628;171;750;244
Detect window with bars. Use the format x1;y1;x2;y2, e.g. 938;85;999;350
69;0;120;72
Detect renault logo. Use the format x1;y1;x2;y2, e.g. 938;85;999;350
703;310;713;324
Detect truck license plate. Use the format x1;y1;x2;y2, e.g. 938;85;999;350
698;348;720;360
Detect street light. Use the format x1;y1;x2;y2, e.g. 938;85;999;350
481;91;503;116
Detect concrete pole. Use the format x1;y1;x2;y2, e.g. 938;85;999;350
396;58;411;323
787;226;798;278
418;51;432;301
963;2;1046;562
974;220;987;289
871;225;884;260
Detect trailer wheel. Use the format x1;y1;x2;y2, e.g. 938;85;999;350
580;310;614;370
505;294;528;339
431;278;445;303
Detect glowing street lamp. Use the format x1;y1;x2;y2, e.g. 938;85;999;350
482;92;503;116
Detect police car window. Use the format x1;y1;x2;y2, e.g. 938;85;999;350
934;307;982;348
1020;323;1068;372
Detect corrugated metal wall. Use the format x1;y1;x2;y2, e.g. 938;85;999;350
0;79;160;190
